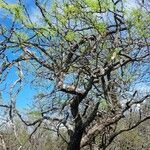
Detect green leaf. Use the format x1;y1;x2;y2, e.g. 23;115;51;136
125;8;149;37
65;31;75;41
64;5;80;14
99;99;108;110
95;22;107;33
28;111;41;117
85;0;99;11
0;2;27;22
57;14;68;25
16;31;29;40
85;0;111;11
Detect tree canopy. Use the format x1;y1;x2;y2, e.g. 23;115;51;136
0;0;150;150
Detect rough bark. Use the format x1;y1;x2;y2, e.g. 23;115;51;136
67;125;84;150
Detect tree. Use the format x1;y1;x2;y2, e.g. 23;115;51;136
0;0;149;149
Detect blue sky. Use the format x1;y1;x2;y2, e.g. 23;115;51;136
0;0;51;109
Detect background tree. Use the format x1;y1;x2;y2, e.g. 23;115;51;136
0;0;149;150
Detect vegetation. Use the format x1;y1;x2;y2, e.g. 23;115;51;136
0;0;149;149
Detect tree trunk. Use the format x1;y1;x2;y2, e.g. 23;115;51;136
67;127;84;150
